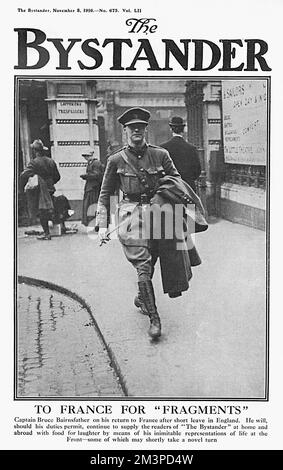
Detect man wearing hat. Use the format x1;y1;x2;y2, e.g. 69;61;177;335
95;107;194;340
80;146;104;227
20;139;61;240
160;116;201;192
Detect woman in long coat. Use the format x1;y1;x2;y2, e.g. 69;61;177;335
81;147;104;227
20;140;61;240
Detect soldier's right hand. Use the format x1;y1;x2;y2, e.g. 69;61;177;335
98;227;109;246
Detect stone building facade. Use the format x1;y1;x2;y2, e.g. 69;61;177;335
17;78;267;230
185;79;267;230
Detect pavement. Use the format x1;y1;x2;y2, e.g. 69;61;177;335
17;218;267;399
17;284;124;398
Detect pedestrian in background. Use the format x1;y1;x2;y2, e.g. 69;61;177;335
160;116;203;266
20;139;61;240
80;147;104;227
160;116;201;192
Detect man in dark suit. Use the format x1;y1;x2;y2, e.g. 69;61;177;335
160;116;201;192
160;117;203;269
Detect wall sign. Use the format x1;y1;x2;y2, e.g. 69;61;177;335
222;80;267;165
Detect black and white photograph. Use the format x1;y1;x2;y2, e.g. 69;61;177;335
2;0;283;458
16;77;268;400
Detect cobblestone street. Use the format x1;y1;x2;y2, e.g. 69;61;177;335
17;284;124;398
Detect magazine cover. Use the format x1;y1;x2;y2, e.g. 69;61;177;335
1;0;282;464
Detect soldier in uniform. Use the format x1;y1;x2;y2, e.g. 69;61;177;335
95;107;193;340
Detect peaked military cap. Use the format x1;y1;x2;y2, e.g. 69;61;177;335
118;107;151;126
169;116;186;127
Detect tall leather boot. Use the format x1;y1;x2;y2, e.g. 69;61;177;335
134;288;149;316
138;280;161;339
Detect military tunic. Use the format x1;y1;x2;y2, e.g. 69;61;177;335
97;143;192;292
98;143;179;234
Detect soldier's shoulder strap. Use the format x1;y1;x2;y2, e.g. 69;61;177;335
148;144;162;149
108;145;126;157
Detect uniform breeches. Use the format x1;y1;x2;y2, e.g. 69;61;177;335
121;241;159;281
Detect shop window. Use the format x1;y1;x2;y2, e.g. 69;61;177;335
224;164;266;189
